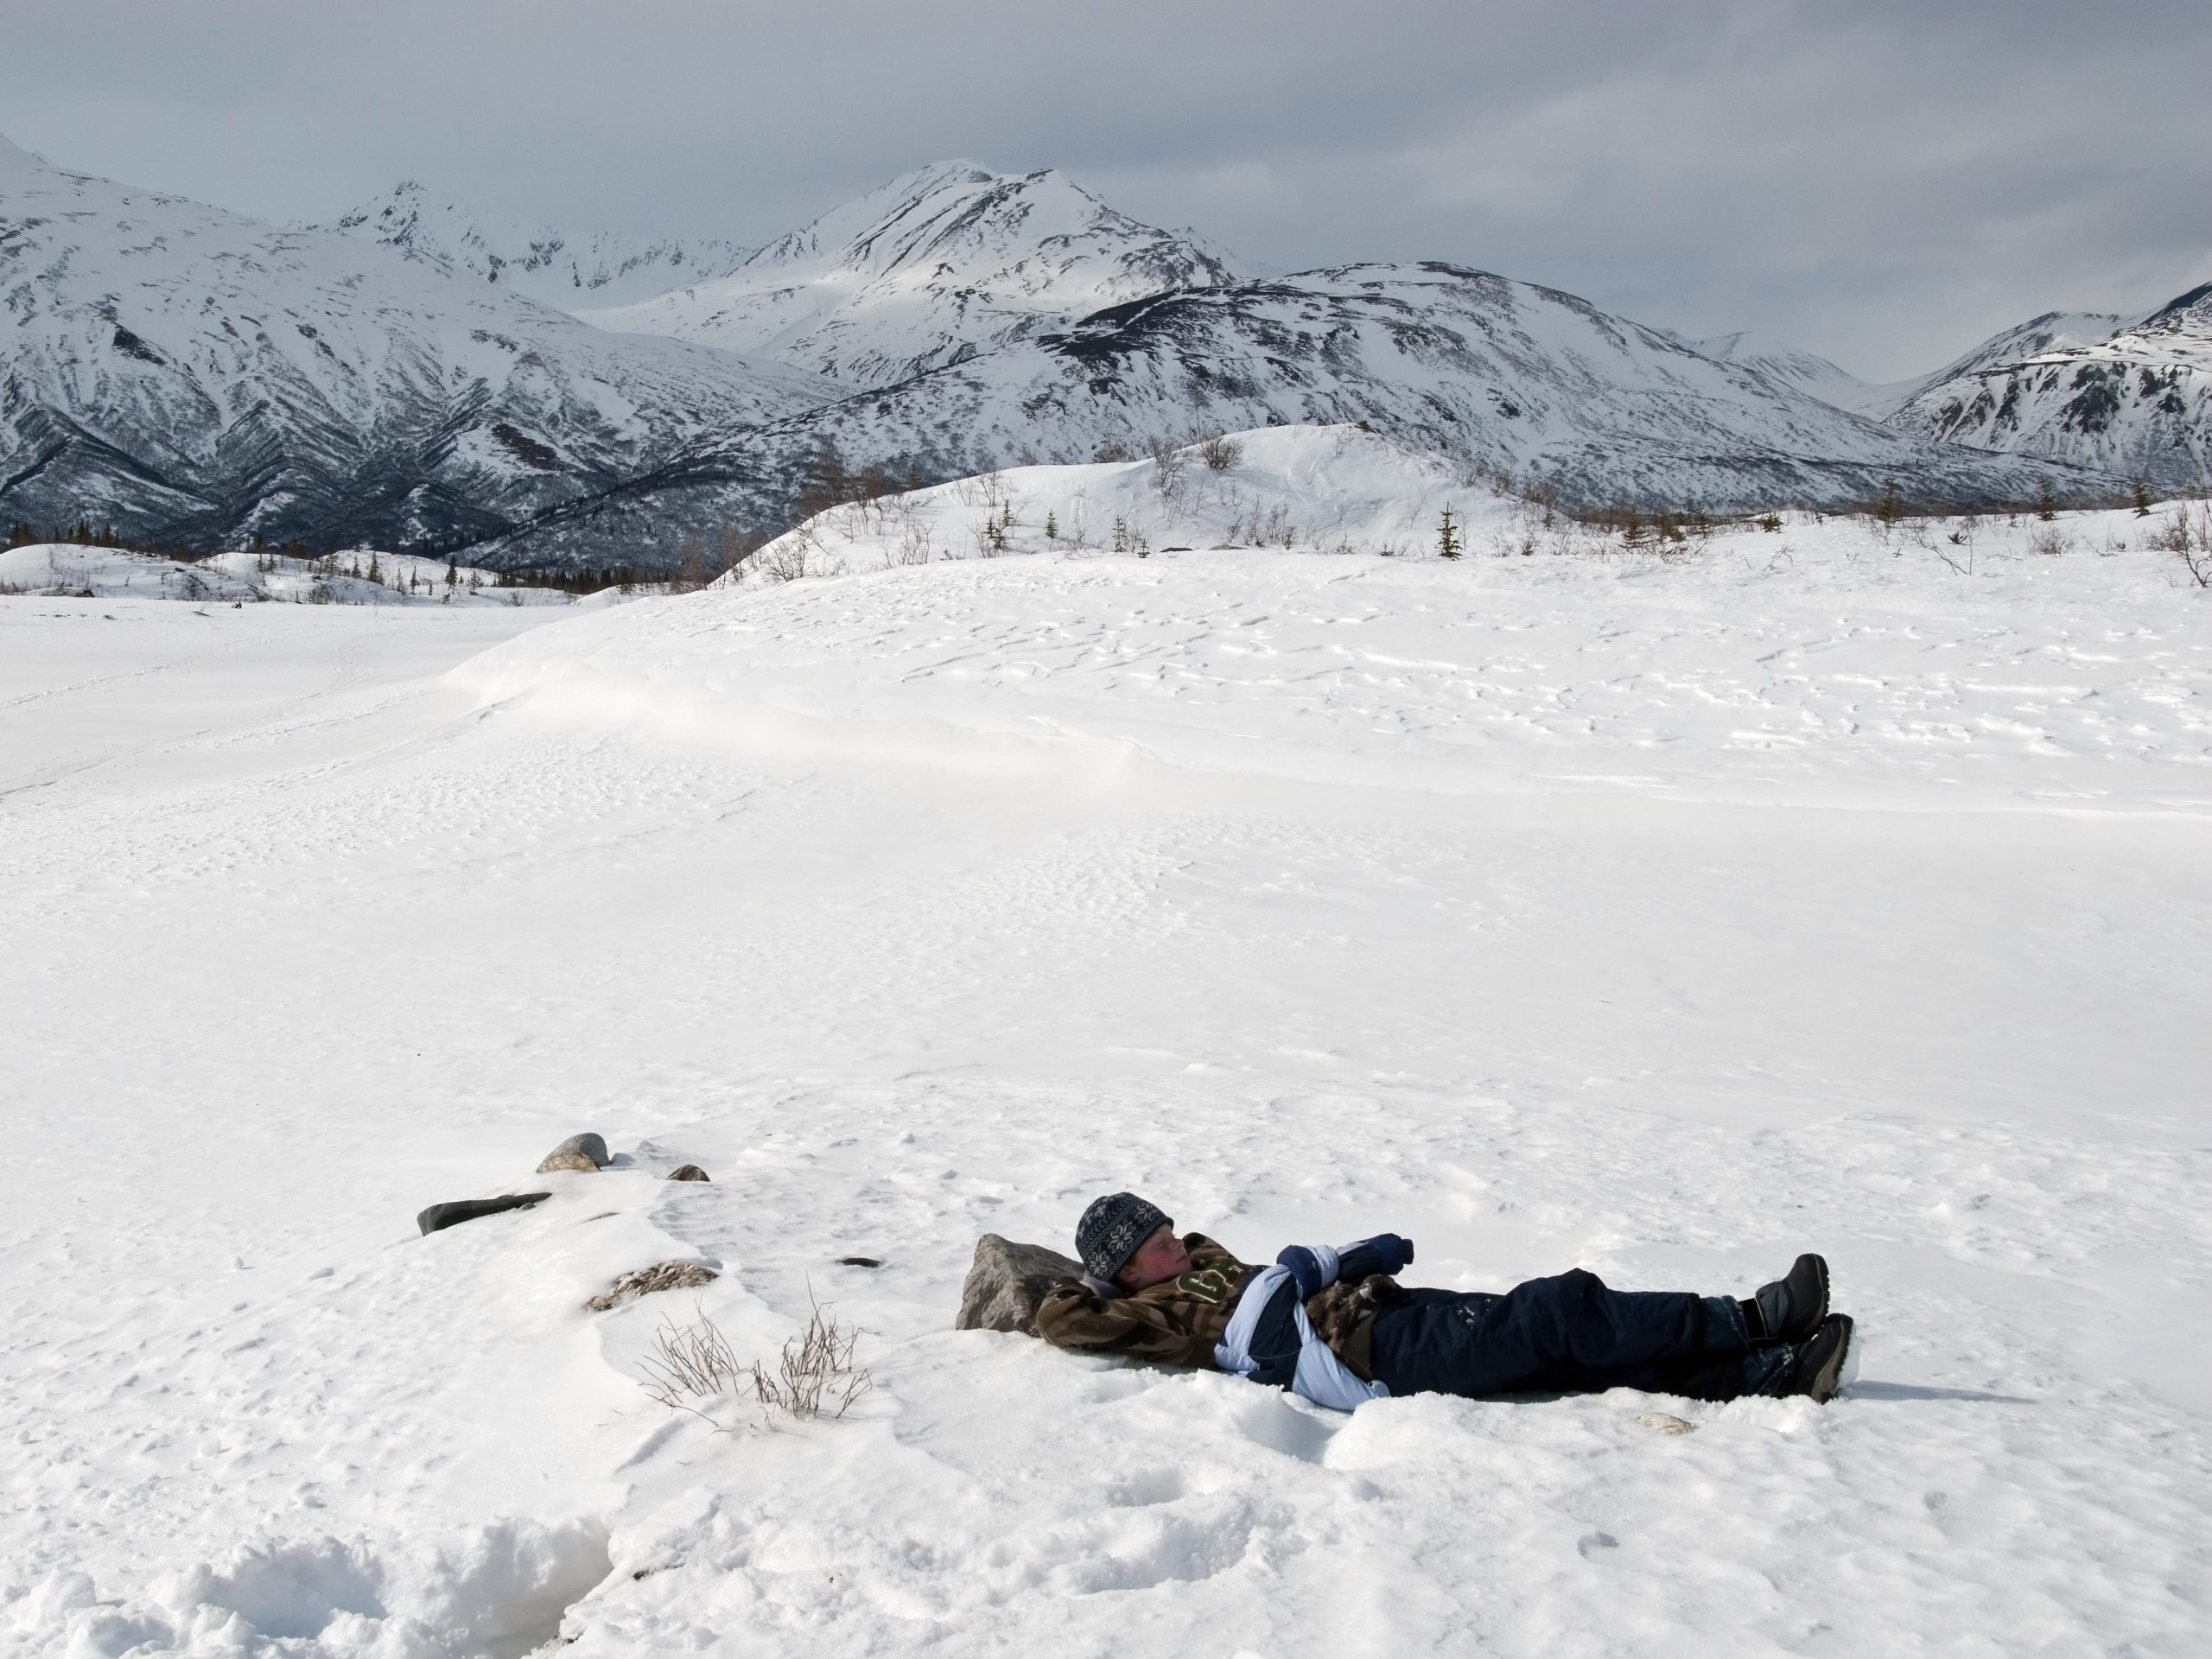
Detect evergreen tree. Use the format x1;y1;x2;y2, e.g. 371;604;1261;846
2037;479;2057;522
1437;507;1461;560
1875;480;1904;531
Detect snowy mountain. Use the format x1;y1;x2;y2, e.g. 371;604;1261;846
321;181;753;309
578;162;1243;386
483;262;2120;568
1683;303;2208;492
1683;330;1912;420
0;135;835;552
1887;292;2208;490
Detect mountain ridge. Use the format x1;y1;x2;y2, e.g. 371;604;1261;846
319;181;753;310
576;161;1243;386
0;135;834;552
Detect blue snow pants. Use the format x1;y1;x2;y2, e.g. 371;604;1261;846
1369;1269;1765;1401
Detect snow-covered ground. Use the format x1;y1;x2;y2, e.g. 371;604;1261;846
0;545;579;607
3;520;2207;1655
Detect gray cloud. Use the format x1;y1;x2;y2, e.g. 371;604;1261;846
9;0;2209;377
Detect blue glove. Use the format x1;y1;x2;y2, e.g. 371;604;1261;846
1336;1234;1414;1281
1276;1245;1329;1301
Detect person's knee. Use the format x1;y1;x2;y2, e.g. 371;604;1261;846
1551;1268;1608;1307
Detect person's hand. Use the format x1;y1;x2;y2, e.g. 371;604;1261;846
1366;1233;1414;1274
1337;1234;1414;1280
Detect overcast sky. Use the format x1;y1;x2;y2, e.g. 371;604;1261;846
9;0;2209;378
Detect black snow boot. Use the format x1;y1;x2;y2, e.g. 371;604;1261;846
1740;1253;1828;1345
1778;1313;1856;1403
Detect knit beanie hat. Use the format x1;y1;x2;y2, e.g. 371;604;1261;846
1076;1192;1171;1282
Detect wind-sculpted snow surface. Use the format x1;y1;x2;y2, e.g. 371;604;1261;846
3;533;2208;1655
469;528;2211;812
0;135;833;554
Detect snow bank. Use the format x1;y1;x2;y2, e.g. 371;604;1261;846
0;543;261;602
3;517;2207;1656
467;486;2210;814
717;424;1516;575
11;1519;610;1657
0;543;577;607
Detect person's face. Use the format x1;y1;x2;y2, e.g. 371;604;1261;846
1115;1224;1191;1292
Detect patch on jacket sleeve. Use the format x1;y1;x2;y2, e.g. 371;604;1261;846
1176;1266;1240;1305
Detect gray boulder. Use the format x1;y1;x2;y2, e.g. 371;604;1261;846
584;1259;720;1313
537;1132;611;1174
956;1234;1084;1337
666;1164;710;1182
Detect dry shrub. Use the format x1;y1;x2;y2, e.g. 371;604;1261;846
636;1295;871;1430
1196;433;1243;473
637;1306;746;1425
750;1291;873;1421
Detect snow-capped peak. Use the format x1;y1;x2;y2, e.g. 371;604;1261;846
319;181;753;311
577;161;1244;386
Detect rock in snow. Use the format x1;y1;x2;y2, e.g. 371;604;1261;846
956;1235;1085;1336
664;1164;711;1183
415;1192;551;1236
536;1132;611;1173
584;1260;720;1313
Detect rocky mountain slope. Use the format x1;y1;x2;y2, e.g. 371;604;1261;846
321;181;753;310
0;136;834;551
1;136;2141;565
481;261;2119;568
1886;292;2206;490
1684;302;2206;492
577;162;1243;386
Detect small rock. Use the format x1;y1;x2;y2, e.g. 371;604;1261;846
666;1165;710;1182
585;1260;720;1313
1637;1411;1696;1435
417;1192;552;1236
537;1132;611;1174
955;1235;1083;1337
838;1255;882;1268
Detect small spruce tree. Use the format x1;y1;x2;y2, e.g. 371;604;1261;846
2036;478;2057;522
1875;480;1904;531
1437;506;1461;560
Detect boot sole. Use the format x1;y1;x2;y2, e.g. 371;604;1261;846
1804;1314;1854;1404
1789;1253;1831;1344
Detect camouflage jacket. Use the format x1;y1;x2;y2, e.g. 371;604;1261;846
1034;1233;1395;1381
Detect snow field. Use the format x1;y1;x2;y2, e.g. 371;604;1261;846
2;520;2207;1654
0;544;576;607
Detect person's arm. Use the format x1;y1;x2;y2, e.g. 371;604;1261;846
1276;1234;1415;1300
1214;1267;1389;1412
1034;1279;1226;1370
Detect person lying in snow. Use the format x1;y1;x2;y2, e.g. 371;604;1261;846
1036;1192;1854;1411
